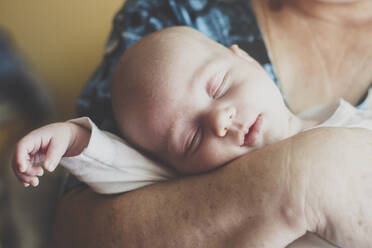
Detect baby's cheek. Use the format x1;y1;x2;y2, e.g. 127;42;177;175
196;149;233;172
174;141;240;175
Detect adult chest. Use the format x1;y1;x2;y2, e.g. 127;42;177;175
253;1;372;113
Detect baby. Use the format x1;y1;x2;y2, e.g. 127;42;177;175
12;26;372;193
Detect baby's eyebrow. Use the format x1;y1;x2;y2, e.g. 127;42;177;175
192;57;224;87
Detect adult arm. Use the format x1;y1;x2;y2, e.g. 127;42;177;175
53;127;372;247
297;127;372;248
53;130;310;248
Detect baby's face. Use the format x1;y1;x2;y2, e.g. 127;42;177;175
113;27;296;175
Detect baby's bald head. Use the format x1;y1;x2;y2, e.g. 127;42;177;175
111;26;227;146
109;26;294;175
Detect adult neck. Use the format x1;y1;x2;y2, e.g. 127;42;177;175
286;0;372;26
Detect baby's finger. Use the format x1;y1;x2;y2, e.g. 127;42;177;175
20;176;39;187
30;177;39;187
35;166;44;177
44;139;64;172
14;171;37;185
14;139;34;173
15;152;30;173
30;153;46;165
12;156;30;179
25;166;44;177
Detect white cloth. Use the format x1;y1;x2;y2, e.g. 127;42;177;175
300;98;372;131
61;98;372;194
61;117;177;194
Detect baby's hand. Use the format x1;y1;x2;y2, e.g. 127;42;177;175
13;122;87;187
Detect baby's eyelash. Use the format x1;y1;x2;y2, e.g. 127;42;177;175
212;71;229;99
186;127;202;156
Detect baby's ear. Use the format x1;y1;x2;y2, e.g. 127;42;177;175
229;44;261;68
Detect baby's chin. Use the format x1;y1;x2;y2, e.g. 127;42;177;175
255;132;284;150
260;120;294;148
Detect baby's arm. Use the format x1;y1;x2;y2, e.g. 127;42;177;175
60;117;176;194
13;122;90;187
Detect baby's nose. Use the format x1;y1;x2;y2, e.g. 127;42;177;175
208;107;236;137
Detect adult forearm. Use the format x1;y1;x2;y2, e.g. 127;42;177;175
53;139;309;248
53;127;372;248
296;127;372;247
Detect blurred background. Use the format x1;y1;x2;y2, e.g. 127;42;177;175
0;0;123;247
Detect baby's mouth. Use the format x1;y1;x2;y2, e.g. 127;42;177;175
243;114;262;147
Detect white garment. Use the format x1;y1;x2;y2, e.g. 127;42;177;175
61;118;177;194
61;98;372;194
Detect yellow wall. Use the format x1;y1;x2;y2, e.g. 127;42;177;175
0;0;124;121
